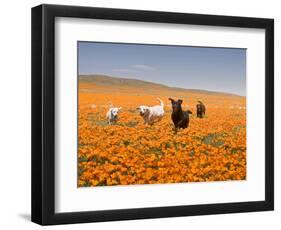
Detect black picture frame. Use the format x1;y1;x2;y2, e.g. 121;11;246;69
31;4;274;225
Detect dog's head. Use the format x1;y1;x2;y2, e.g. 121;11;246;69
169;98;183;113
137;106;150;117
110;107;121;119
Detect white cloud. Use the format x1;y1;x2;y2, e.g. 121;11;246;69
112;68;138;73
112;64;155;74
130;64;155;70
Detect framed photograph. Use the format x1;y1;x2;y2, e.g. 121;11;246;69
31;4;274;225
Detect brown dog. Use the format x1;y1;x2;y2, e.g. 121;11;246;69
169;98;192;129
196;101;206;118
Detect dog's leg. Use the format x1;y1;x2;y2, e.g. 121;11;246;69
143;118;147;125
177;119;184;127
149;116;155;125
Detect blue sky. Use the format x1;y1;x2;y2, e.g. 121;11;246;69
78;42;246;96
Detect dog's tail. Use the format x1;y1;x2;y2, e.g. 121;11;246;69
157;98;164;107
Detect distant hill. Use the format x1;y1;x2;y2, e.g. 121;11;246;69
79;74;242;97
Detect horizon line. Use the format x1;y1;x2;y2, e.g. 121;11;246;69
79;73;246;97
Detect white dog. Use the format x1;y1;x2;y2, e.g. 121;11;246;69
137;98;164;125
106;107;122;124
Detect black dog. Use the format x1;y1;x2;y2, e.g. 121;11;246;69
196;101;206;118
169;98;192;130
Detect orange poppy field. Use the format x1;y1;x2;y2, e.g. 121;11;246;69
78;77;246;187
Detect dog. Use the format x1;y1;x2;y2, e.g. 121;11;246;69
106;106;122;124
137;98;164;125
196;100;206;118
169;98;192;130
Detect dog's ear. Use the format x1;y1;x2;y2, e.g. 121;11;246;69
168;98;174;102
178;99;183;104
